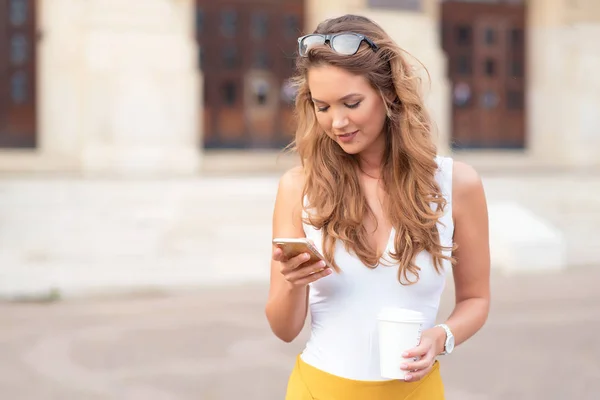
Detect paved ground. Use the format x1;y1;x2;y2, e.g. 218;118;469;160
1;169;599;398
0;265;599;400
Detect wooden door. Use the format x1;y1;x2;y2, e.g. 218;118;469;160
196;0;303;149
0;0;37;148
441;1;526;149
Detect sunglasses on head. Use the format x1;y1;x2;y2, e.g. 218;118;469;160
297;32;379;57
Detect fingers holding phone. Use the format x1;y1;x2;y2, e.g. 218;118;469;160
281;252;332;287
272;238;333;287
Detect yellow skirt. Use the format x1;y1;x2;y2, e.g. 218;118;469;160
285;355;445;400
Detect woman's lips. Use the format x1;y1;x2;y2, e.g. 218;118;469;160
337;130;358;143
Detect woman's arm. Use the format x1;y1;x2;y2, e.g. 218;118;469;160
265;167;310;343
435;160;491;351
401;161;490;381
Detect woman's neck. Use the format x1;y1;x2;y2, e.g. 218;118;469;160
356;131;386;179
357;152;383;180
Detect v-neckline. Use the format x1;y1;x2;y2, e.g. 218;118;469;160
377;226;395;260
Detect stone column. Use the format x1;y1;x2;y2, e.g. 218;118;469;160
36;0;202;175
75;0;201;175
528;0;600;168
76;0;201;174
305;0;364;33
35;0;87;170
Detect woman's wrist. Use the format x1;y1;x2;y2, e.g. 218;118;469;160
432;325;448;355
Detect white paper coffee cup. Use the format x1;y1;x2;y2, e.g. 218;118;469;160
377;307;425;380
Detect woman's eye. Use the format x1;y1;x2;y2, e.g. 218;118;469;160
317;106;329;112
346;101;361;109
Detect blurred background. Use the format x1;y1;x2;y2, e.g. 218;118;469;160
0;0;599;399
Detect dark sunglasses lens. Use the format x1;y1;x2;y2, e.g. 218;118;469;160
300;35;326;56
331;34;362;55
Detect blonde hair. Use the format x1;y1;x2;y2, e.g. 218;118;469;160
291;15;454;284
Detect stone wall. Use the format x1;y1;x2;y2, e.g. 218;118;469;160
0;0;202;175
527;0;600;168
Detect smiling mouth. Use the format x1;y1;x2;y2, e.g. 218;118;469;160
336;130;358;143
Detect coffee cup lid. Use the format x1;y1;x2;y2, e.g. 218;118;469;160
377;307;425;323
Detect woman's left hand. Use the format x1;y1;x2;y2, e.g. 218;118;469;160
400;327;446;382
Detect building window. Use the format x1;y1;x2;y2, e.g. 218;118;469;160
284;14;300;39
484;28;496;45
10;71;27;104
253;49;269;69
222;46;239;69
222;82;237;106
9;0;27;27
456;25;472;46
510;60;523;77
252;79;270;106
453;82;472;108
484;58;496;76
481;90;499;109
10;34;28;65
220;10;237;38
196;8;205;36
510;28;523;48
251;12;268;40
457;54;472;75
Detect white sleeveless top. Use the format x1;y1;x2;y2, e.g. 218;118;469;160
300;156;454;381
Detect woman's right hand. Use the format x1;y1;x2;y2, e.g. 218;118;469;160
272;247;332;288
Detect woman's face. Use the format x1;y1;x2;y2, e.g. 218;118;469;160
307;64;388;157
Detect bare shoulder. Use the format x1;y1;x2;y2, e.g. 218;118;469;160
452;161;486;215
278;165;306;198
275;166;306;215
273;166;306;236
453;161;483;196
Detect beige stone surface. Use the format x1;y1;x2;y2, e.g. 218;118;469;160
0;170;599;300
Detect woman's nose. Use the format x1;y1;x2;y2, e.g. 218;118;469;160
331;111;349;130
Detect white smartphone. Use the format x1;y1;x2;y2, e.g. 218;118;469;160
272;237;328;266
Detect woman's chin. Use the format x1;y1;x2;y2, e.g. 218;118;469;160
335;141;363;155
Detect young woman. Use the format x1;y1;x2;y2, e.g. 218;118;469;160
266;14;490;399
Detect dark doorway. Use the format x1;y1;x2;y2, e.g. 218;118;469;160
196;0;304;149
442;0;526;149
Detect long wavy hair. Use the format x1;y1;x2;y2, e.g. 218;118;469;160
291;14;455;284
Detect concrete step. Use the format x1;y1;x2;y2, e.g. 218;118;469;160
0;173;598;299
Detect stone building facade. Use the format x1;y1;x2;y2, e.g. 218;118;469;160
1;0;599;174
